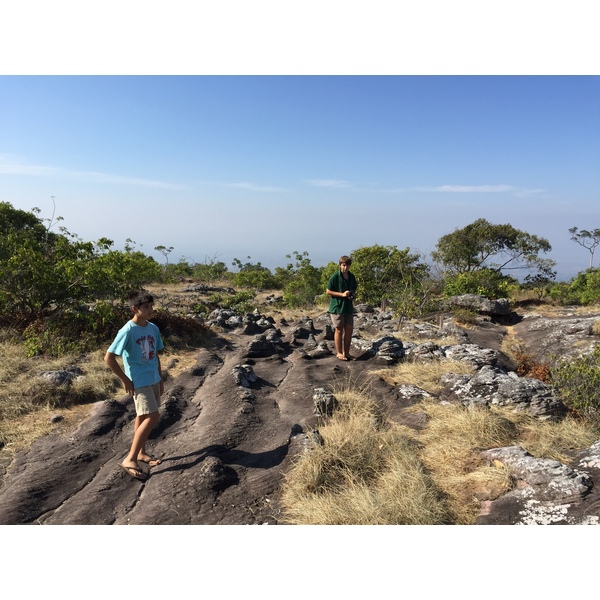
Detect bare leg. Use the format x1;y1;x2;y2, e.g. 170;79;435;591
334;327;346;360
121;412;160;471
343;324;353;359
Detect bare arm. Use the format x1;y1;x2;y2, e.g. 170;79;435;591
104;351;134;396
326;288;352;298
157;353;164;395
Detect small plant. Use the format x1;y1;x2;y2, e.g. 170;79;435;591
550;345;600;416
515;351;551;382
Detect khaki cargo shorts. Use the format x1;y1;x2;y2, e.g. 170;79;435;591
133;383;161;416
329;312;354;328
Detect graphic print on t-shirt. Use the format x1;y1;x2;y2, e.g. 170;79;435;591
136;334;156;361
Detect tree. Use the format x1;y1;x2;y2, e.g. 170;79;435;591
0;202;160;316
569;226;600;269
279;251;323;308
432;218;554;276
231;256;278;289
155;245;174;265
522;260;557;300
345;245;431;315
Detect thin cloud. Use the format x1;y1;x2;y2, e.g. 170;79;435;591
425;184;515;193
306;179;354;189
0;159;188;190
226;182;286;192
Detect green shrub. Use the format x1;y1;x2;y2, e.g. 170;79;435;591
231;257;279;290
549;268;600;306
444;268;515;299
22;302;130;357
281;251;323;308
550;345;600;416
209;290;256;314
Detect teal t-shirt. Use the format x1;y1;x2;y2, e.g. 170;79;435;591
108;320;164;388
327;270;358;314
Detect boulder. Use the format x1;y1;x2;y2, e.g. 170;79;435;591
445;294;510;316
441;364;566;419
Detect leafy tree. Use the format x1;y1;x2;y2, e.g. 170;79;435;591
345;245;431;316
522;260;557;300
155;245;174;264
280;251;323;308
432;218;553;275
569;226;600;269
231;256;278;289
0;202;160;317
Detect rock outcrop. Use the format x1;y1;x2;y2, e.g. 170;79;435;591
1;301;600;525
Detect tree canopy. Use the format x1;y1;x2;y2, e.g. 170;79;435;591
432;218;553;275
0;201;160;317
569;226;600;269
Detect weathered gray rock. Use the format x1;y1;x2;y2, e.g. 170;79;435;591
404;341;445;362
441;365;566;419
578;440;600;469
232;364;257;388
37;367;83;386
397;384;433;403
442;343;499;368
244;334;279;358
313;388;339;417
445;294;510;316
300;341;332;360
482;446;592;504
353;335;405;363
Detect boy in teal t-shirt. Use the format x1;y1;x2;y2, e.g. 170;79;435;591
105;290;164;481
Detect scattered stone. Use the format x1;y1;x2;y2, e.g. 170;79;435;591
232;364;257;387
37;367;83;386
313;388;339;417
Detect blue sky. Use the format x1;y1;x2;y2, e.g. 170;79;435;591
1;75;598;280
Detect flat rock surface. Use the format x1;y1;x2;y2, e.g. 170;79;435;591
1;304;600;525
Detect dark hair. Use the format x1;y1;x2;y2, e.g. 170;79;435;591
128;289;154;308
339;255;352;266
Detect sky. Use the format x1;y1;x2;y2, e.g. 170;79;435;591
1;74;598;281
1;1;598;592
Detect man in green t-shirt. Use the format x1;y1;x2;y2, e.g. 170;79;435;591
326;255;358;360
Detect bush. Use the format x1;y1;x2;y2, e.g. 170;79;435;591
22;302;131;357
549;268;600;306
444;268;515;299
231;257;279;290
209;291;256;314
550;345;600;416
281;251;323;308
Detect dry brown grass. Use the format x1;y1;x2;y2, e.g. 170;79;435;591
280;369;599;525
415;402;517;523
280;387;451;525
0;325;204;455
0;342;120;451
503;410;599;463
371;358;476;393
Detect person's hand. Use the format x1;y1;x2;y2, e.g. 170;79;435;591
122;376;134;396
